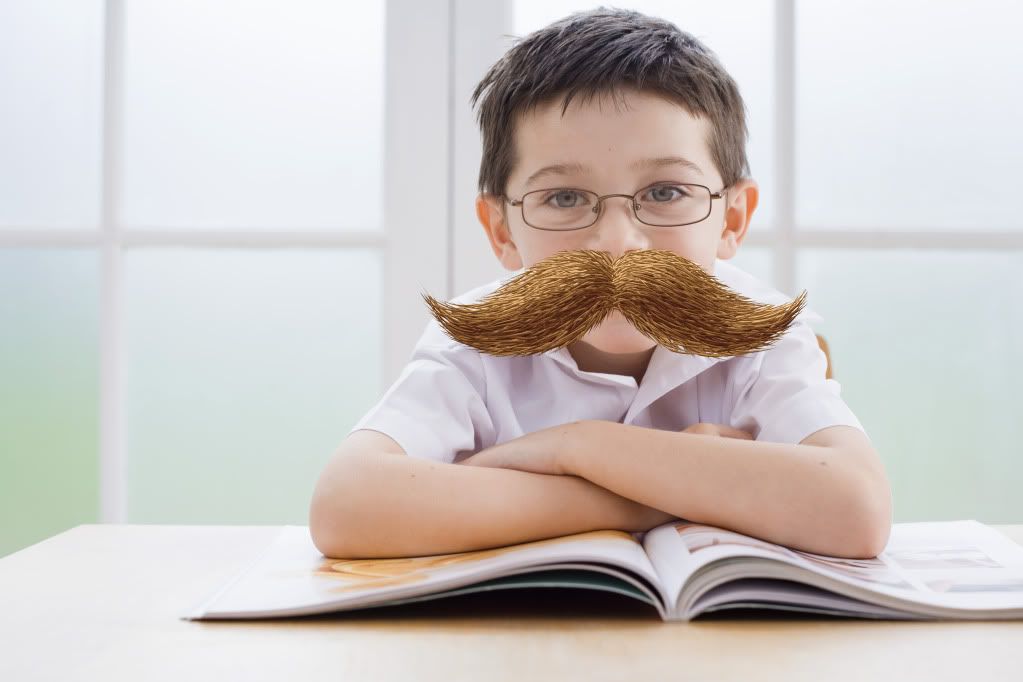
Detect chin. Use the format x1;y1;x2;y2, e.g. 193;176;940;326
580;315;657;355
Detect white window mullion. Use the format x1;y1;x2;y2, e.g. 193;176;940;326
118;229;386;248
0;230;103;247
8;227;1023;250
0;229;386;248
773;0;796;295
451;0;512;296
383;0;452;384
99;0;125;523
743;230;1023;250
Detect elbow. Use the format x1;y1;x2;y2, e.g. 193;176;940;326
308;456;366;559
308;488;349;559
309;451;408;558
309;500;347;559
865;526;892;559
817;471;892;559
856;516;892;559
853;476;894;558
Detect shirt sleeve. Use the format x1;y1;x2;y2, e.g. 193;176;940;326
727;319;869;446
347;321;495;464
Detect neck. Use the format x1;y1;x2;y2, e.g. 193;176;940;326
566;341;657;384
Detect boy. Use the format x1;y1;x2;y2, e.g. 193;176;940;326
310;8;892;560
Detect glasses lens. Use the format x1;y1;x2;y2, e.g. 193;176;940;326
635;184;711;226
522;189;599;230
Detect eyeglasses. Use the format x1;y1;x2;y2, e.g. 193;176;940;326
506;183;728;231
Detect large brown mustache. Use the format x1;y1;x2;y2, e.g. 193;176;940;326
422;249;807;358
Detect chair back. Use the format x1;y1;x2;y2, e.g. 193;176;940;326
815;334;833;380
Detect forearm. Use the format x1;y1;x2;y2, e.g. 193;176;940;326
567;421;890;558
309;451;674;558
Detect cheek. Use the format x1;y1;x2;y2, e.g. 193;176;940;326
651;232;718;270
524;231;716;270
522;233;590;265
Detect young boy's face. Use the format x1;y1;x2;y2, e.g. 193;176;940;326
478;87;759;357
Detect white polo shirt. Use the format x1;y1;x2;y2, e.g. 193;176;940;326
349;258;867;463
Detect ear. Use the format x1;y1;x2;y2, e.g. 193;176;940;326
716;179;759;260
477;193;523;270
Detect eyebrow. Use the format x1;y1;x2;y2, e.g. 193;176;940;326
524;156;704;187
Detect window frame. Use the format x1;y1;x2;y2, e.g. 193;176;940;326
0;0;450;522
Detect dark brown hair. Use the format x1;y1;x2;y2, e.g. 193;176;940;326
471;7;750;198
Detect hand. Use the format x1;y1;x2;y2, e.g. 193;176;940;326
459;421;584;476
681;422;754;440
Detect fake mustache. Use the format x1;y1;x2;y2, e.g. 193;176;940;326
422;249;807;358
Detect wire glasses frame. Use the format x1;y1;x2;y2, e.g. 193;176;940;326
505;183;729;231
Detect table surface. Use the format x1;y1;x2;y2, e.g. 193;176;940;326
1;524;1022;682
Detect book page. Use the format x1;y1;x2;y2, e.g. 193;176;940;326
744;520;1023;610
644;519;1023;617
185;525;666;619
864;520;1023;610
642;519;812;606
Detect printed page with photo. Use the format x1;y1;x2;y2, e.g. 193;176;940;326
186;526;674;620
639;519;1023;619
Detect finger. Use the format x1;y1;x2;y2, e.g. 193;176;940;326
715;425;754;440
681;423;718;436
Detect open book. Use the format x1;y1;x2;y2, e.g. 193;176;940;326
184;520;1023;621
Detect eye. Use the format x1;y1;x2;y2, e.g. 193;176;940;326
642;185;690;203
544;189;589;209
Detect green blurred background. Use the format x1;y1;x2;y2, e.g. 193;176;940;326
1;249;382;557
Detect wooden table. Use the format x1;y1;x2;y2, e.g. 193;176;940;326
2;524;1022;681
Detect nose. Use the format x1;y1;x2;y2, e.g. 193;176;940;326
585;194;650;259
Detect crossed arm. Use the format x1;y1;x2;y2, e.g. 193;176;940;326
461;420;892;558
309;420;892;560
